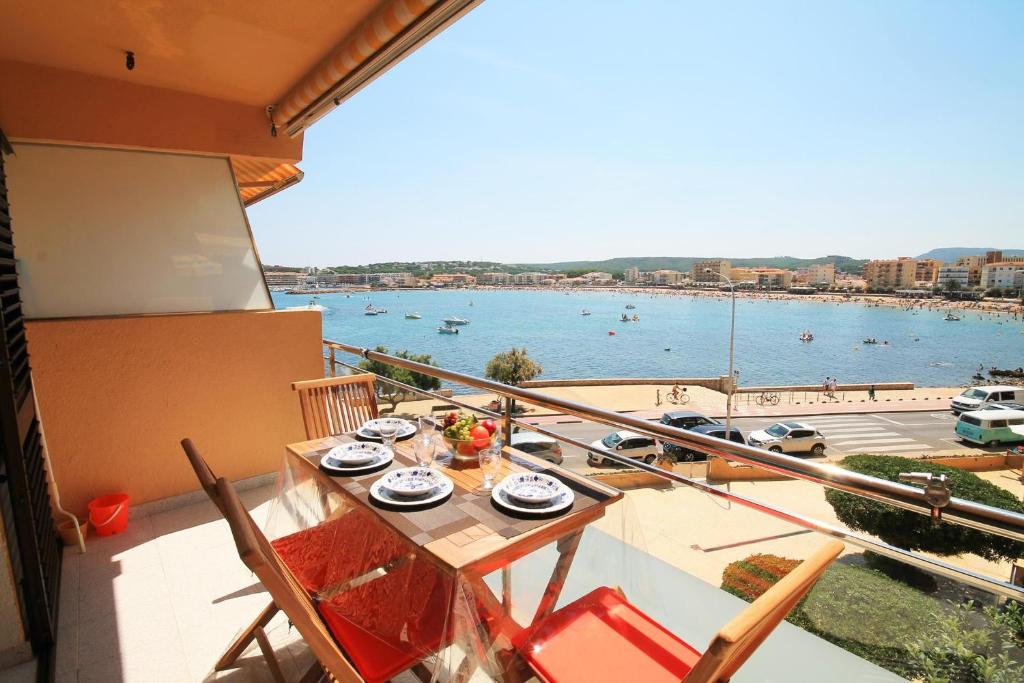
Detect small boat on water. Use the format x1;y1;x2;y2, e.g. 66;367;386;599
620;314;630;322
799;330;814;342
625;304;636;310
288;299;327;312
863;338;878;344
443;316;470;325
405;312;422;319
944;312;961;321
376;308;388;314
364;306;378;316
438;324;459;334
581;309;592;316
632;314;640;322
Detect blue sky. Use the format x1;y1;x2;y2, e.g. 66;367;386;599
249;0;1023;267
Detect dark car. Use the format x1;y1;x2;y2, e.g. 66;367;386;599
672;424;746;462
658;411;719;458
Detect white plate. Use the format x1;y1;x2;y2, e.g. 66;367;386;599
492;476;574;516
369;472;454;507
378;467;446;497
356;420;416;441
320;447;394;475
325;441;388;466
362;418;413;435
501;472;563;504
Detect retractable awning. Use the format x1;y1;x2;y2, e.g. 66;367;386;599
231;156;304;207
270;0;482;136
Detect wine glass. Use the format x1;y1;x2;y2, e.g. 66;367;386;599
418;415;437;435
413;433;437;468
378;421;399;451
478;443;503;492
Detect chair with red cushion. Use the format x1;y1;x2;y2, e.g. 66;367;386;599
513;540;843;683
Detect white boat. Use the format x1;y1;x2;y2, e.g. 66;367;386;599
800;330;814;342
581;309;592;316
625;304;636;310
944;313;960;321
438;325;459;334
365;306;378;316
405;312;422;319
288;299;327;312
443;316;469;325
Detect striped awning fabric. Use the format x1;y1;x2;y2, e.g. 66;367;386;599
271;0;480;135
231;156;303;206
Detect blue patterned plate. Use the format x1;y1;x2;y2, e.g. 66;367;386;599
378;467;447;497
492;476;574;516
369;470;454;507
325;442;388;466
502;472;563;504
320;446;394;475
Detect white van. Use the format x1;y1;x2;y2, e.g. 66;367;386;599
951;386;1024;414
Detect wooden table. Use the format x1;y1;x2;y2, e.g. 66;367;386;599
284;434;624;677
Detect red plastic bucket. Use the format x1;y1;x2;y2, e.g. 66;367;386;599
87;494;130;536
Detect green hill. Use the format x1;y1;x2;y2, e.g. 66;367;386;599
515;255;867;274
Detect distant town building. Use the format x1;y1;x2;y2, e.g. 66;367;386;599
980;262;1024;290
936;265;970;289
478;272;512;285
801;263;836;286
650;269;684;285
624;267;640;283
955;255;984;286
429;273;476;287
512;272;548;285
863;257;917;289
263;271;305;288
693;259;731;284
752;268;793;290
580;271;613;281
913;259;943;285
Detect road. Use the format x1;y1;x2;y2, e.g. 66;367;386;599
520;409;996;471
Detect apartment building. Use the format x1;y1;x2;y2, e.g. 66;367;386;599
753;268;794;289
936;265;970;289
478;272;512;285
429;273;476;287
955;255;984;286
913;259;943;285
980;262;1024;290
693;259;731;283
863;257;917;289
801;263;836;286
263;271;306;288
651;269;684;285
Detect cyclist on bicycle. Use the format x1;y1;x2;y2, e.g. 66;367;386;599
669;384;683;401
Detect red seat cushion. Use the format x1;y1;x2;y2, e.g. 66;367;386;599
513;587;701;683
271;512;405;594
316;556;452;683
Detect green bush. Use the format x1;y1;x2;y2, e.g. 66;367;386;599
824;455;1024;562
721;553;1024;680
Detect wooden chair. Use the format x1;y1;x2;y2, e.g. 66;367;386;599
292;374;379;440
512;540;844;683
215;475;451;683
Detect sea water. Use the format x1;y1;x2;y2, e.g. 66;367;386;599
274;290;1023;388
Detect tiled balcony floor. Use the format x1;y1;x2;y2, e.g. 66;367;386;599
55;485;422;683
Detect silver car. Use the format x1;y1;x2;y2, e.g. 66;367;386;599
748;422;827;456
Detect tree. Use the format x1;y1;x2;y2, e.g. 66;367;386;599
825;455;1024;562
485;348;543;386
359;346;441;410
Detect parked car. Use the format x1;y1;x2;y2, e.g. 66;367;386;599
955;409;1024;447
981;402;1024;412
951;386;1024;414
510;431;563;465
658;411;719;458
671;424;746;462
587;430;659;466
747;422;827;456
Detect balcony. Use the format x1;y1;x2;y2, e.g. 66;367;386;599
39;342;1024;681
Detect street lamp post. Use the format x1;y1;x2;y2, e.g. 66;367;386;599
705;268;736;432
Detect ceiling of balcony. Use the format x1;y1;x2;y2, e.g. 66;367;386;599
0;0;384;106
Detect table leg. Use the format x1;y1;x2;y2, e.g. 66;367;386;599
532;530;584;624
502;565;512;612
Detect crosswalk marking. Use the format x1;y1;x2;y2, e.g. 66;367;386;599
820;427;895;435
832;437;915;446
861;444;934;453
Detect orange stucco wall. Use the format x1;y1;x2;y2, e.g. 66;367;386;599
25;310;323;515
0;60;303;162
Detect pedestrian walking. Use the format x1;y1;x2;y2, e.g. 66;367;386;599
868;384;876;401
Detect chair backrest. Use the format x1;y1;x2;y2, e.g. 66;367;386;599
684;540;844;683
214;476;365;683
292;374;379;440
180;438;223;513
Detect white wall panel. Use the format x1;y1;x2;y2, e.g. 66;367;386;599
6;144;271;318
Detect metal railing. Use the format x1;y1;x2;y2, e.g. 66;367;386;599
323;339;1024;599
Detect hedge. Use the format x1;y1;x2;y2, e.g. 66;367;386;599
824;455;1024;562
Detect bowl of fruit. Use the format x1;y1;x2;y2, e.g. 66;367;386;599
441;412;499;460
